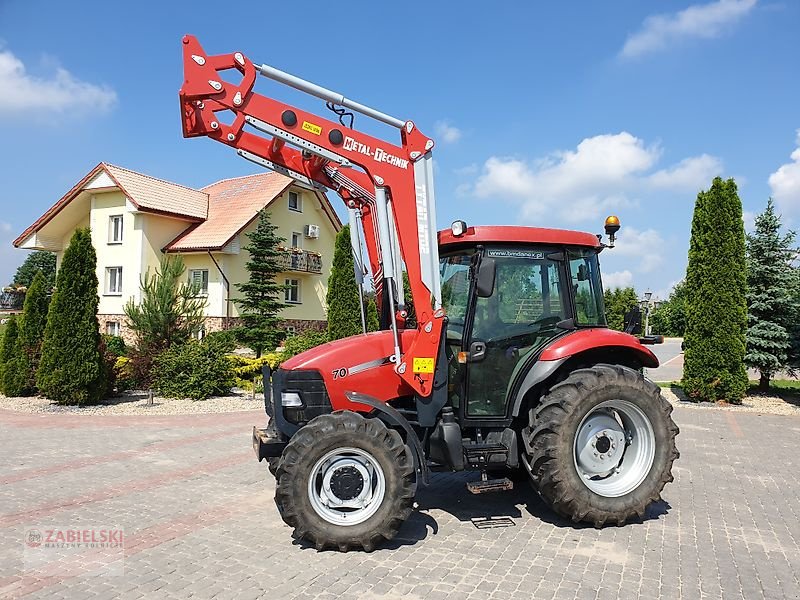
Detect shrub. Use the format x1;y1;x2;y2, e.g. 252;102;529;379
283;329;329;358
102;334;127;357
152;338;235;400
38;229;107;406
113;357;134;393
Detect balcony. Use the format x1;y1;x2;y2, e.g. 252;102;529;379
277;248;322;274
0;288;25;311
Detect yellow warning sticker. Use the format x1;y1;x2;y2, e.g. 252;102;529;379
413;357;435;374
302;121;322;135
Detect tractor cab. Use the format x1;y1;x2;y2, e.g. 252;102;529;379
437;224;607;423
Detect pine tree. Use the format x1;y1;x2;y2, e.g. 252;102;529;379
744;199;799;391
327;225;363;340
37;228;107;405
0;315;19;395
3;271;50;396
125;255;206;352
683;177;748;403
234;209;286;357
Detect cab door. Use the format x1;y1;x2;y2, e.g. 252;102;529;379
461;248;568;422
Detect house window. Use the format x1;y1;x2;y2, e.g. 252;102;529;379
291;232;302;249
106;321;121;336
285;278;301;303
288;191;302;212
192;325;206;340
109;215;123;243
189;269;209;295
106;267;123;295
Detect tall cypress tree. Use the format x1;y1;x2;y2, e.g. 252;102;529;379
327;225;363;340
744;199;798;390
3;271;49;396
0;315;19;395
366;297;380;332
234;209;286;357
38;228;107;405
683;177;748;403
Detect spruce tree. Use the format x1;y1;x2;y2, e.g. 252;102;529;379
327;225;363;340
683;177;748;403
234;209;286;357
744;199;798;390
37;228;107;405
3;271;49;396
0;315;19;395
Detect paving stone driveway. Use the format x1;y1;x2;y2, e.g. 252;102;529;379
1;404;799;600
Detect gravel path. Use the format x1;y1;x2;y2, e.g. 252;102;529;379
661;386;800;416
2;387;799;417
0;390;263;415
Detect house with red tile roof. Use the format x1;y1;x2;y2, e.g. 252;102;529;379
14;163;342;341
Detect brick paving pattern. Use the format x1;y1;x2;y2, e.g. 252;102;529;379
1;405;799;599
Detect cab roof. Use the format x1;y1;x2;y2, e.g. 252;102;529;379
438;225;601;249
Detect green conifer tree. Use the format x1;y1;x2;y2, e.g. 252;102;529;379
234;209;286;357
37;228;107;405
603;287;639;331
744;199;799;390
3;271;49;396
683;177;748;403
0;315;19;395
327;225;363;340
366;297;380;332
13;250;56;291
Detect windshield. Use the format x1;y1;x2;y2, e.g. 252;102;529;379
568;248;606;326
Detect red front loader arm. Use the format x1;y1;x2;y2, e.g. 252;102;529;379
179;35;444;398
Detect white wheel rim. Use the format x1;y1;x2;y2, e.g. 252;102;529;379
307;447;386;526
573;399;655;498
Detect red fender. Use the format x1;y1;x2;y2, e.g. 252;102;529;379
539;329;659;368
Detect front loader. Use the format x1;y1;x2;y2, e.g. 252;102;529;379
179;37;679;552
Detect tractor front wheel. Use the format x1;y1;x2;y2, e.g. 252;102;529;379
522;364;679;527
275;411;416;551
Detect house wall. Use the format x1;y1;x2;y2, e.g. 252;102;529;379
89;191;135;315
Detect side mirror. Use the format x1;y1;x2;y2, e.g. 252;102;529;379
476;258;496;298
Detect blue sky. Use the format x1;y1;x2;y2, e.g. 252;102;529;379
1;0;798;300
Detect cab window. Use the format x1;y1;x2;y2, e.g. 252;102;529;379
568;249;606;326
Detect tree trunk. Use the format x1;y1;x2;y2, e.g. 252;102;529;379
758;372;770;392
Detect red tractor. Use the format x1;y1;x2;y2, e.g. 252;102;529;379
179;37;679;552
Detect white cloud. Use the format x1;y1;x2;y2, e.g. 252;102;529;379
0;48;117;116
468;131;720;224
604;270;634;290
434;120;462;144
620;0;758;59
612;227;666;273
742;210;756;232
768;130;800;217
648;154;723;189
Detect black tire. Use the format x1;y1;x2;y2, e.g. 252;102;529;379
275;411;416;551
521;364;679;527
267;456;280;478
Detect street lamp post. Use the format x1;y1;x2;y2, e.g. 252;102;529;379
640;290;653;336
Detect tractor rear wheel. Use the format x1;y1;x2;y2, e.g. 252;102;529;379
522;364;679;527
275;411;416;551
